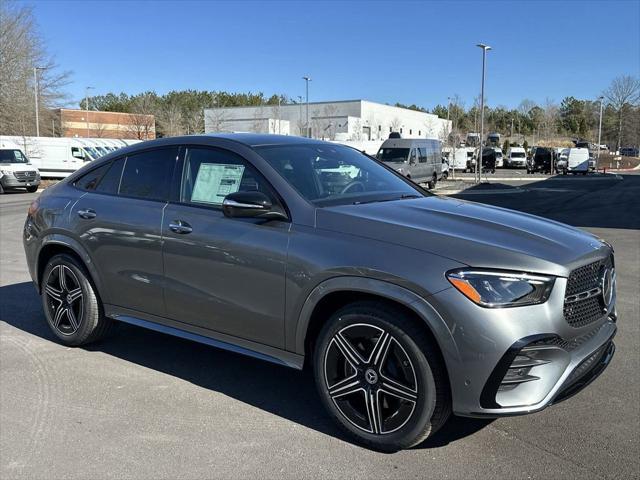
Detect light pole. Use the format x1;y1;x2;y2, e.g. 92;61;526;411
33;67;46;136
597;96;604;168
302;76;311;137
297;95;303;136
476;43;491;183
85;86;94;138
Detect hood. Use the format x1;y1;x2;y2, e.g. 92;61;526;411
316;196;610;277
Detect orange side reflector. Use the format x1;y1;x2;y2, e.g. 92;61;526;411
449;277;482;304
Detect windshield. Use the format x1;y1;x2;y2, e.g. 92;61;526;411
256;144;424;207
376;148;410;163
511;151;525;158
0;149;28;163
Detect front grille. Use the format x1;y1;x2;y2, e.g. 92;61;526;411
564;256;613;327
14;171;37;181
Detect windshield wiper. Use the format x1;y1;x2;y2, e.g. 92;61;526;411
353;194;421;205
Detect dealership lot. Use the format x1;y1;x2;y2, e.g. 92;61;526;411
1;174;638;479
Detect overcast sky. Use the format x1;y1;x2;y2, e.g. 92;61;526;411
29;0;640;110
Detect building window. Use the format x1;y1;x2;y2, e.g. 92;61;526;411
389;126;392;133
419;130;421;136
400;128;403;134
378;125;381;132
410;129;412;135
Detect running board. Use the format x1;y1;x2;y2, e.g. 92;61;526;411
111;313;303;369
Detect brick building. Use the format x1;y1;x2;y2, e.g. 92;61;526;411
55;109;156;140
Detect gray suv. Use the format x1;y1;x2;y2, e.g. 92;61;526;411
23;134;617;451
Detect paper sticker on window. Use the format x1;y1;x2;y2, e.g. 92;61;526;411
191;163;245;205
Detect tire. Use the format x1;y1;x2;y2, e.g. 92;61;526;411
26;186;38;193
442;171;448;181
427;173;437;190
313;301;451;452
0;183;4;194
41;253;112;346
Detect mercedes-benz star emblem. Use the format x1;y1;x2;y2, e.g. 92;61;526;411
364;369;378;385
601;267;613;306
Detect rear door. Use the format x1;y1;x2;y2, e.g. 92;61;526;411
161;145;289;348
69;147;178;317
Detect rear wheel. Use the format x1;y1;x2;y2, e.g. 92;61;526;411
0;183;4;194
427;173;437;189
314;301;450;451
442;171;448;181
41;254;112;346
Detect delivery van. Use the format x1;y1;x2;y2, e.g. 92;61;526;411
376;138;442;188
0;139;41;193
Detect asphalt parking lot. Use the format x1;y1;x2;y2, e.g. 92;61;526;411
1;173;639;479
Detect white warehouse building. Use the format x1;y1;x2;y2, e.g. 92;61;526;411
204;99;451;142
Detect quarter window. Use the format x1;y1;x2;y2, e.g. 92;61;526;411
75;163;111;191
96;158;125;194
119;148;177;201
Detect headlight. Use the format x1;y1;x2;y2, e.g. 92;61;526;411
446;269;555;308
0;170;15;176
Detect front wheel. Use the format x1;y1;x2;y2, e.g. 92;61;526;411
427;174;437;190
314;301;450;451
26;185;38;193
442;171;448;181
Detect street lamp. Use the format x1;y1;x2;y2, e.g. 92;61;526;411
33;67;47;136
85;86;94;138
302;76;311;137
597;96;604;167
476;43;491;183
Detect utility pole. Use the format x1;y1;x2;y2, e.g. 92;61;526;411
302;76;311;137
597;96;604;169
476;43;491;183
33;67;46;136
85;86;94;138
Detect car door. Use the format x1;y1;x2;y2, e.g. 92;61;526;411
69;147;178;317
161;145;290;349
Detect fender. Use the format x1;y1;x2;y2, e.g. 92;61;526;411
37;233;105;298
293;276;461;366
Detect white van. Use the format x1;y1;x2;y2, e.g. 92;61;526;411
376;138;442;188
0;136;99;178
493;147;504;167
561;148;590;175
505;147;527;168
0;139;41;193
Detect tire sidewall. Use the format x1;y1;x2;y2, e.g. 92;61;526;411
314;306;437;451
41;254;100;346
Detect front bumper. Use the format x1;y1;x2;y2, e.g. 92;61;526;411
430;273;617;418
1;174;41;189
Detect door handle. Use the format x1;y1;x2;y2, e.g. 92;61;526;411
169;220;193;234
77;208;96;219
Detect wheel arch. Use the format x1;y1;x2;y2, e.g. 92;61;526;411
294;277;460;373
36;235;104;297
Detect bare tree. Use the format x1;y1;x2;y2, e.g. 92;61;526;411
126;94;156;139
206;108;228;133
603;75;640;151
542;98;559;141
322;104;339;140
0;2;70;135
157;98;184;137
390;117;402;133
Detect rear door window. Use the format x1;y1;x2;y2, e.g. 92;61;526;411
119;148;177;201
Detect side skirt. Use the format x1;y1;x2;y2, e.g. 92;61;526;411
105;304;304;370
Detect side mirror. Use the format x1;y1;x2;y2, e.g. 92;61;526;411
222;191;286;220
